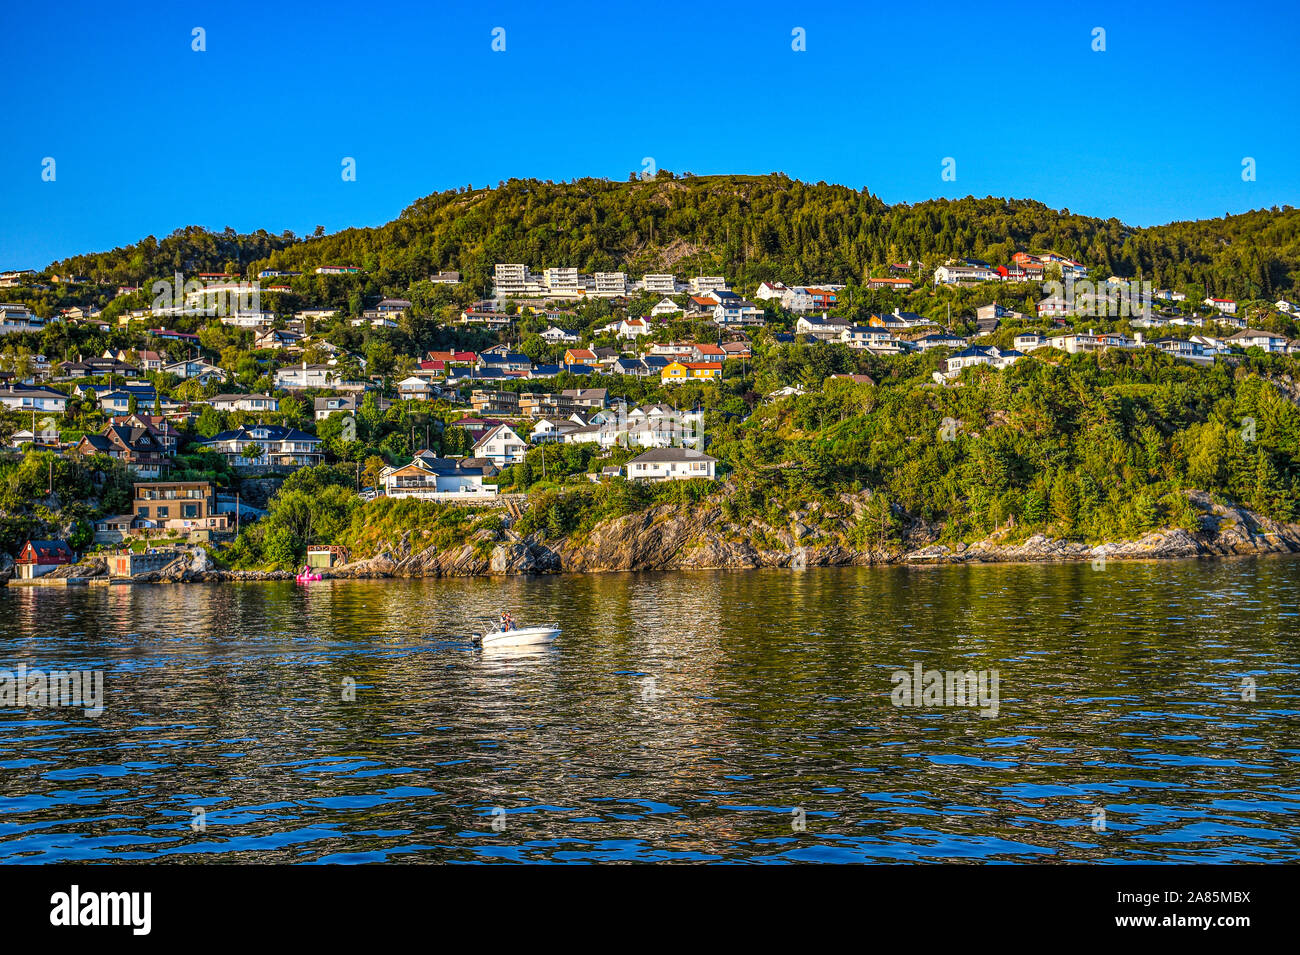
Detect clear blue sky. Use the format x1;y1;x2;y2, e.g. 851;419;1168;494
2;0;1296;269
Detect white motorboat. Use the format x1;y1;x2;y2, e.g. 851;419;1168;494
473;621;560;648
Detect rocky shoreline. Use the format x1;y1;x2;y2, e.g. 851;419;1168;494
9;490;1297;585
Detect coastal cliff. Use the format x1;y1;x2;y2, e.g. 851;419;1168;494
15;490;1297;586
198;489;1300;580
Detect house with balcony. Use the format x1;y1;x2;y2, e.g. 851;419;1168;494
132;481;229;535
200;425;323;470
380;452;498;499
1227;329;1288;352
275;362;339;390
75;423;170;478
795;316;850;340
472;424;527;466
944;346;1025;378
713;301;765;327
208;393;280;414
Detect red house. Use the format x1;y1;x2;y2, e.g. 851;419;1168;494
15;539;74;579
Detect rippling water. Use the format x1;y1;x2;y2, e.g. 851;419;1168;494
1;558;1298;863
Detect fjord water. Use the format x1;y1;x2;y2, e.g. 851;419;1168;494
1;560;1297;864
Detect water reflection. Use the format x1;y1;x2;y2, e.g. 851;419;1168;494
1;558;1298;863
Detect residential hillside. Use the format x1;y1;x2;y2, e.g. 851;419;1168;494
3;172;1300;578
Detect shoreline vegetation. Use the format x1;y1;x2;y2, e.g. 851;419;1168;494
10;488;1299;585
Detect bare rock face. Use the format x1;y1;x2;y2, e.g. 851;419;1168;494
326;530;557;579
143;488;1300;586
557;504;716;572
44;557;108;579
901;493;1300;564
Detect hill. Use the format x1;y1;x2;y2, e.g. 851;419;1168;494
45;173;1300;300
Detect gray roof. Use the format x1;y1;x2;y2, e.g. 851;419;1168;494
628;447;716;464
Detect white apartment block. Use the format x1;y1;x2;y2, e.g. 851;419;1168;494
493;263;531;297
221;309;276;328
689;276;728;294
934;264;999;285
643;274;677;295
594;272;627;298
543;267;581;293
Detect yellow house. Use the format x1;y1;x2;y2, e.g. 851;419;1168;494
661;361;722;385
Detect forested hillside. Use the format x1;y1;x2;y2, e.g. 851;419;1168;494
45;174;1300;300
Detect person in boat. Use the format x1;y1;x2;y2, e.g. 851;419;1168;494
500;611;514;633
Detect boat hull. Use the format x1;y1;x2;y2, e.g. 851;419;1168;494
479;626;560;648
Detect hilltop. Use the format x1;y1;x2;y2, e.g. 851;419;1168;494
45;173;1300;300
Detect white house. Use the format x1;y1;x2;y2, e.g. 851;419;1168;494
0;384;68;414
642;274;677;295
221;309;276;329
163;358;226;383
944;346;1024;377
713;301;765;327
1227;329;1288;353
626;447;716;481
208;393;279;413
473;424;527;466
796;315;850;339
396;375;438;401
201;424;323;469
380;453;497;499
540;325;579;343
934;263;998;285
1204;297;1238;314
275;362;338;390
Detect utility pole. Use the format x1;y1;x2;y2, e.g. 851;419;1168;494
235;491;241;536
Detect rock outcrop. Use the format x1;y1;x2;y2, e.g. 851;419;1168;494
54;489;1298;586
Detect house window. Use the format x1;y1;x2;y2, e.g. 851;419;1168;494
157;506;169;519
183;504;198;518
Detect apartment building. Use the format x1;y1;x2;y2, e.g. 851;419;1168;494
643;274;677;295
594;272;627;298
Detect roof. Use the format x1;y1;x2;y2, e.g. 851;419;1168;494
1228;329;1284;341
628;447;717;464
209;393;275;403
204;425;320;443
405;453;495;477
19;539;73;563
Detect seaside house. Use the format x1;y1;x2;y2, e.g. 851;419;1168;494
626;447;717;482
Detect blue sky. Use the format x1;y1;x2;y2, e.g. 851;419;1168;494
2;0;1297;269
